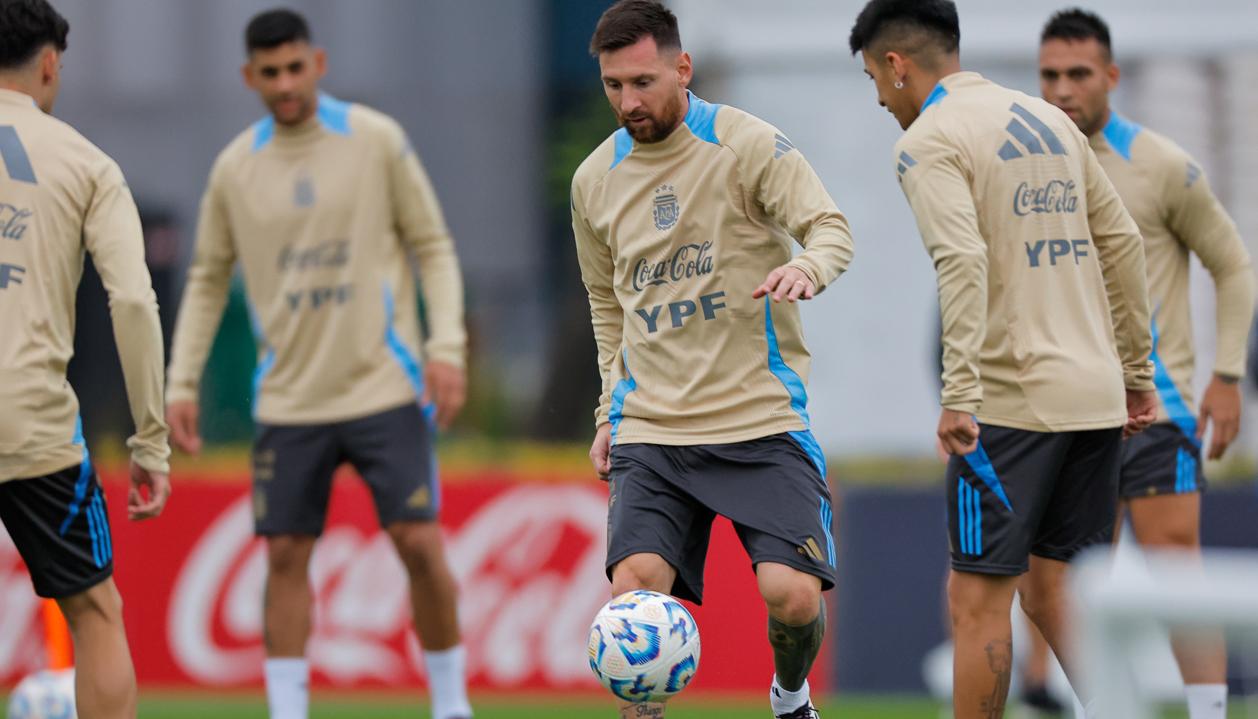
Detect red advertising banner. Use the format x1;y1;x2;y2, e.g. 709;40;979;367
0;471;828;694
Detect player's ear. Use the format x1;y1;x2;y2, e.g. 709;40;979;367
675;50;693;89
886;51;907;82
241;61;256;91
39;46;58;86
1106;61;1120;91
313;47;328;80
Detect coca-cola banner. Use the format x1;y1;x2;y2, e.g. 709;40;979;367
0;471;828;692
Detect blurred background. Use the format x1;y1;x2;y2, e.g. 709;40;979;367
1;0;1257;716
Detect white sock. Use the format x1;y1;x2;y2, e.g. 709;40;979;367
770;676;810;715
1185;683;1227;719
264;658;309;719
425;645;472;719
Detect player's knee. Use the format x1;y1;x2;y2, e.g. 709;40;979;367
947;573;1015;630
58;578;123;629
1017;589;1059;631
267;535;315;578
386;521;445;576
610;554;673;595
760;575;821;626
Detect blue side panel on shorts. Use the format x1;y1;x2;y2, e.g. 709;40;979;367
1151;319;1200;446
963;441;1012;511
382;284;427;403
957;478;982;556
87;487;111;568
763;298;827;476
608;349;638;444
1176;446;1198;494
819;497;837;568
61;419;95;538
682;91;721;145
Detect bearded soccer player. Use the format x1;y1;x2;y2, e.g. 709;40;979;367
0;0;172;717
849;1;1160;716
1039;10;1255;718
573;2;855;717
165;9;471;719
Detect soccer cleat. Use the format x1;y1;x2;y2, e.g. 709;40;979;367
775;702;820;719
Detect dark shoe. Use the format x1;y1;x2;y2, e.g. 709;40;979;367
1023;683;1065;714
775;703;819;719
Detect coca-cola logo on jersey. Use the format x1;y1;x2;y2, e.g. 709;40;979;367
0;203;32;242
631;241;715;293
1012;179;1078;217
167;485;610;686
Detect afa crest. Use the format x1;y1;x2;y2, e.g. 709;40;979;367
652;184;679;231
294;172;316;208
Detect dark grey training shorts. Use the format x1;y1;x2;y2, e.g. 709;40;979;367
252;402;438;536
606;433;837;604
1120;422;1205;498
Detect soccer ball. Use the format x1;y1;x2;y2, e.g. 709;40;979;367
6;668;76;719
587;590;701;703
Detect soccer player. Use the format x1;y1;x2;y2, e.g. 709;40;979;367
848;1;1160;716
0;0;172;716
573;3;855;717
1039;10;1255;717
164;9;471;719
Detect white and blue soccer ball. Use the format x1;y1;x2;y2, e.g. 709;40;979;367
587;590;701;703
6;668;76;719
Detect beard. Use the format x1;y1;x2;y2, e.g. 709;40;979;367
619;92;686;143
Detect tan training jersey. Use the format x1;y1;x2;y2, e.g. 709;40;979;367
167;94;466;425
1091;112;1254;430
572;91;854;458
894;72;1154;432
0;88;169;481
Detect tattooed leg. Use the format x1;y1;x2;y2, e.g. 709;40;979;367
948;570;1019;719
768;596;827;691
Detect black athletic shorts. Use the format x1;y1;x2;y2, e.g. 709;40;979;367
253;402;439;536
0;459;113;598
946;424;1121;575
1120;423;1205;498
606;433;837;604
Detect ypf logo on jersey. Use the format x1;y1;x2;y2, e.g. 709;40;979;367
652;184;679;231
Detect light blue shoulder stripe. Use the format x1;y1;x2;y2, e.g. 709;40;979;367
921;83;948;112
1102;111;1142;162
316;93;352;136
252;93;352;152
609;128;633;170
683;91;720;145
251;116;275;152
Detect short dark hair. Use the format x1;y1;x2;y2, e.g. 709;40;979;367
0;0;68;71
1041;8;1112;59
848;0;960;58
244;8;311;54
588;0;681;58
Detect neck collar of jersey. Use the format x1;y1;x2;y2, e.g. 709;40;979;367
0;88;37;108
611;90;721;168
1100;110;1142;162
253;92;352;152
920;82;948;112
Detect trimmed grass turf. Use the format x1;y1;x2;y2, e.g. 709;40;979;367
125;694;933;718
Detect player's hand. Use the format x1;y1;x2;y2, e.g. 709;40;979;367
590;423;612;481
1124;389;1159;438
128;461;171;521
1197;375;1242;460
752;265;815;303
166;400;202;455
937;409;979;456
423;361;467;431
